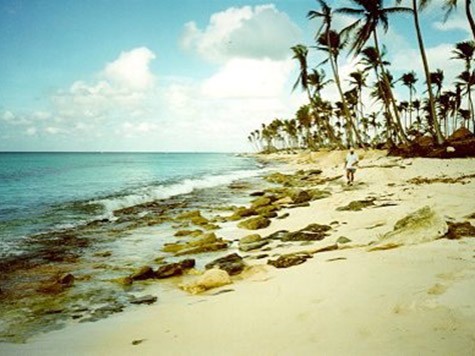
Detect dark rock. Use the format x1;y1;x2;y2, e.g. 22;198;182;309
250;191;265;197
291;190;311;204
239;240;269;252
130;266;155;281
445;221;475;240
37;273;75;294
132;339;146;346
205;253;246;275
174;229;202;237
255;205;279;218
155;259;195;278
282;223;331;241
336;236;352;244
268;253;311;268
336;198;376;211
237;216;271;230
129;295;158;305
311;243;339;254
277;213;290;220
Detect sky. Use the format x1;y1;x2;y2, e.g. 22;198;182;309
0;0;472;152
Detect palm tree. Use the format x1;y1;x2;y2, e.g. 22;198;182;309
337;0;410;145
349;69;368;123
309;0;362;147
395;0;445;144
315;29;361;147
456;70;475;131
400;71;418;127
452;40;475;72
430;69;445;99
443;0;475;41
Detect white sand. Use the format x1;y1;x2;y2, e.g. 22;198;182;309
2;150;475;355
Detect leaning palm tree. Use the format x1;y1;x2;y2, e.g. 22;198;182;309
395;0;445;144
337;0;410;145
315;29;362;147
308;0;362;147
400;71;418;127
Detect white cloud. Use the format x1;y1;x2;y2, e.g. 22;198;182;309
103;47;156;91
201;58;294;99
182;4;301;63
26;127;37;136
45;126;63;135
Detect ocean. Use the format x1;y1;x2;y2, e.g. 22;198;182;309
0;152;262;258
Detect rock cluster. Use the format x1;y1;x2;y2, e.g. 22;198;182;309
129;259;196;282
161;232;229;255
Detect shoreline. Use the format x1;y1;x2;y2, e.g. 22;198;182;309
2;149;475;355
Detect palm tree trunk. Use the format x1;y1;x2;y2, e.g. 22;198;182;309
412;0;445;144
466;0;475;41
372;31;409;145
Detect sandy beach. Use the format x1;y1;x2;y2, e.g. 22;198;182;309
2;150;475;355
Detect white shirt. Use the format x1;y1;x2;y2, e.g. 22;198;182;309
345;152;359;169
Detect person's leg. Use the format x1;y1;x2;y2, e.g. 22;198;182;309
346;169;350;184
350;169;355;183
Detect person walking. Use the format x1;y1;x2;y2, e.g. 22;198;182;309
344;148;359;185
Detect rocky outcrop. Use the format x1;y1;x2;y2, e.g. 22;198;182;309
268;253;312;268
227;207;258;221
162;232;229;256
180;268;232;294
337;198;376;211
445;221;475;240
37;273;75;294
371;206;448;249
237;216;271;230
205;253;246;275
238;234;269;252
129;295;158;305
281;223;331;241
130;266;155;281
155;259;195;278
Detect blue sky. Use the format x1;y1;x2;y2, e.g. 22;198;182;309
0;0;471;151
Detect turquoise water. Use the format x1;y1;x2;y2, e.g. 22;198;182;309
0;152;261;257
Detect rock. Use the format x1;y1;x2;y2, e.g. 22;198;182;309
205;253;246;275
180;268;232;294
129;295;158;305
239;234;269;252
130;266;155;281
337;198;376;211
446;146;456;153
373;206;448;248
266;230;289;240
57;273;75;286
277;213;290;220
237;216;271;230
291;190;311;204
174;229;202;237
190;216;210;226
115;277;133;286
282;223;331;241
268;253;311;268
251;196;272;209
336;236;352;244
445;221;475;240
264;172;293;185
239;234;260;244
250;191;265;197
227;207;258;221
163;233;228;255
275;196;293;206
177;210;202;220
255;205;279;218
308;189;332;200
155;259;196;278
